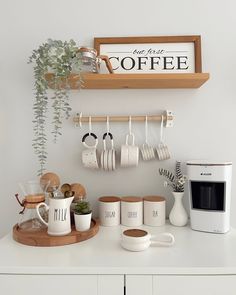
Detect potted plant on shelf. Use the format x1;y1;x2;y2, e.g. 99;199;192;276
73;200;92;231
159;161;188;226
29;39;83;176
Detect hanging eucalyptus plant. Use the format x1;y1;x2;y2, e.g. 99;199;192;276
29;39;82;175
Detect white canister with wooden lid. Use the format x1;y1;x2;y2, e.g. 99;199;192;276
99;196;121;226
143;196;166;226
121;196;143;226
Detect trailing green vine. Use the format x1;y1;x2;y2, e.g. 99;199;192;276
29;39;82;175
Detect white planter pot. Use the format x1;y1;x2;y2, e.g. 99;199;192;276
74;212;92;231
169;192;188;227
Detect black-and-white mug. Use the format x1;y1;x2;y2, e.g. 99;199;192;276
82;132;99;169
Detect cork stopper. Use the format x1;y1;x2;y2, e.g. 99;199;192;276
123;229;148;237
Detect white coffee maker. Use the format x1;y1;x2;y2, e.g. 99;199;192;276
187;160;232;233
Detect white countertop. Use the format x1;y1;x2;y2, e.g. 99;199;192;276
0;223;236;275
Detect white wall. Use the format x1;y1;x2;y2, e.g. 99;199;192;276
0;0;236;237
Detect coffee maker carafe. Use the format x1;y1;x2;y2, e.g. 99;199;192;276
187;161;232;233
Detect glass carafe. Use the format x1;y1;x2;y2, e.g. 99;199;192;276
15;180;49;231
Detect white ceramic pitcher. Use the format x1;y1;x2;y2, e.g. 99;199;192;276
36;196;74;236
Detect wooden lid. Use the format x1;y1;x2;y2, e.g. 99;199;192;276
99;196;121;203
143;196;165;202
123;229;147;237
121;196;143;202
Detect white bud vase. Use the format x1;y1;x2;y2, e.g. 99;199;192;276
169;192;188;226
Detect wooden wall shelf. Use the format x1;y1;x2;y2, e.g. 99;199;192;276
45;73;209;89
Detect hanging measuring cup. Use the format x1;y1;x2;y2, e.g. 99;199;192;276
156;115;171;161
101;133;116;171
101;117;116;171
121;117;139;167
82;117;99;169
140;116;155;161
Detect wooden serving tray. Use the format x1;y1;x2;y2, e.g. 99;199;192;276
13;219;99;247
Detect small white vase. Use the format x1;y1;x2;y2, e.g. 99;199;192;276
169;192;188;226
74;212;92;231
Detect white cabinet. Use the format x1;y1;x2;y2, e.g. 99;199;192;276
126;275;152;295
98;275;124;295
153;275;236;295
0;274;124;295
1;226;236;295
125;275;236;295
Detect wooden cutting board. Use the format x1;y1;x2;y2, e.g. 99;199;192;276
13;219;99;247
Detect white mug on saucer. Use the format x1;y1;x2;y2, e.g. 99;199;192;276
121;229;175;251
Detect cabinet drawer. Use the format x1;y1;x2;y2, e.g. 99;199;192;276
126;275;152;295
0;275;97;295
153;275;236;295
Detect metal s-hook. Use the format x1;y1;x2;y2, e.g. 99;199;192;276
88;116;92;135
79;112;82;128
160;115;164;143
129;116;132;135
145;115;148;144
75;112;83;128
106;116;110;135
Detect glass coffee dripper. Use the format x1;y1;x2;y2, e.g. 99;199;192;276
15;180;49;231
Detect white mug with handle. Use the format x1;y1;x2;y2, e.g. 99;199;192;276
121;229;175;251
82;132;99;169
36;196;74;236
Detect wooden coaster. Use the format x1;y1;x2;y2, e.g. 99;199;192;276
13;219;99;247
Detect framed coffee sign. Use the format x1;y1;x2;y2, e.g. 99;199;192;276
94;36;202;74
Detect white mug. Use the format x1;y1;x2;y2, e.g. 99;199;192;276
82;133;99;169
36;196;74;236
144;196;166;226
120;133;139;167
99;196;120;226
121;229;175;251
121;197;143;226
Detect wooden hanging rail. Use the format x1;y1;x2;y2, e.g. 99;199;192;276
73;111;174;127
